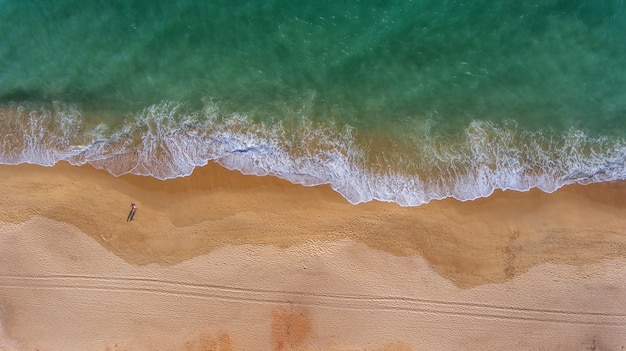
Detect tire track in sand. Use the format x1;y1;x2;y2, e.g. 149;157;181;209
0;274;624;326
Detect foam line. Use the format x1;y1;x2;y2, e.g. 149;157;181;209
1;102;625;206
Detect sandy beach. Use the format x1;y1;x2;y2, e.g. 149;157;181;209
0;162;625;350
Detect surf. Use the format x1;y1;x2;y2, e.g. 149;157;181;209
1;101;625;207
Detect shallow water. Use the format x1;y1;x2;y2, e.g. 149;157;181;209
1;0;625;205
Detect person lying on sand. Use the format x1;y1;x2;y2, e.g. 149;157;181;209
127;203;137;222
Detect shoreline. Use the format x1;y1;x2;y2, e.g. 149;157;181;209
0;162;625;287
4;102;625;207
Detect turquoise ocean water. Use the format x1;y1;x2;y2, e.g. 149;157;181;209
1;0;626;205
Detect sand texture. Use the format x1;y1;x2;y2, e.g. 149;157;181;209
0;162;625;350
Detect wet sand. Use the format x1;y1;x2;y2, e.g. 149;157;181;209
0;162;625;350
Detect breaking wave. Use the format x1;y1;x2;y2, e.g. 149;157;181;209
1;102;625;206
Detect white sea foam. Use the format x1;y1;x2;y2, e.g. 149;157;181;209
0;103;90;166
1;102;625;206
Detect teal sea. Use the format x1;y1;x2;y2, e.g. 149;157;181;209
1;0;626;205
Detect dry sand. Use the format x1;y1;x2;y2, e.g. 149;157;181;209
0;162;625;350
